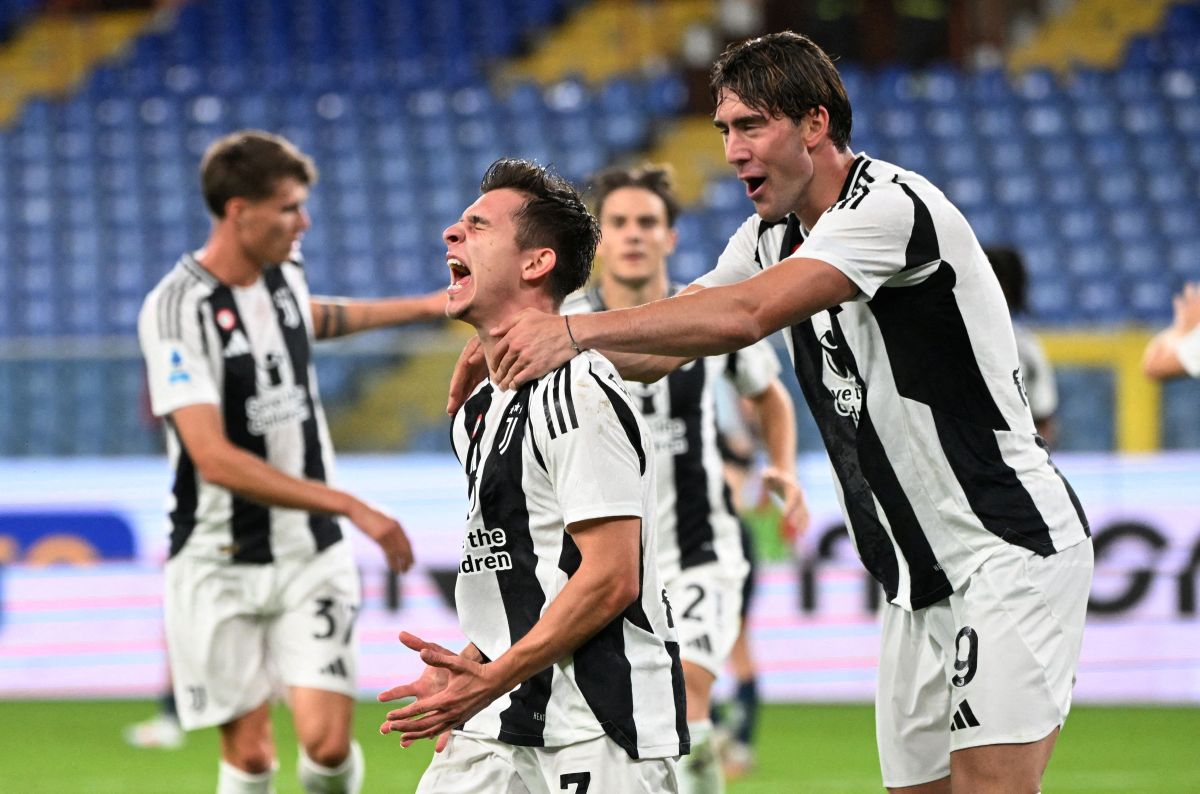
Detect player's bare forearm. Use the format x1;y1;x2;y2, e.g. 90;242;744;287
748;381;798;478
566;259;856;359
172;404;353;513
487;516;642;692
311;292;445;339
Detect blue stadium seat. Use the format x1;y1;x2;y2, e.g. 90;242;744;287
1107;205;1153;243
1075;279;1127;322
1064;241;1109;279
1116;241;1165;276
943;174;989;211
966;208;1004;245
1012;203;1051;244
1025;274;1076;324
1127;275;1174;323
1043;171;1089;206
985;138;1031;174
1093;170;1141;205
1059;207;1104;244
993;173;1039;207
1020;243;1062;279
1166;238;1200;276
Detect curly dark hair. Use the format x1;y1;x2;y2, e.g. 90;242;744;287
200;130;317;218
480;158;600;303
710;31;852;151
589;163;681;228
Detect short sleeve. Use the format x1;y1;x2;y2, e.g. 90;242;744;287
725;336;781;398
138;288;220;417
796;187;916;300
694;214;764;289
1176;325;1200;378
531;354;646;527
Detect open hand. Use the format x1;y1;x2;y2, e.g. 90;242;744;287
762;466;810;538
348;501;413;573
379;632;503;749
491;308;576;390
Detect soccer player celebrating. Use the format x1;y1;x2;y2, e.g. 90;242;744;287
138;130;443;794
378;159;688;792
562;163;805;793
473;33;1094;794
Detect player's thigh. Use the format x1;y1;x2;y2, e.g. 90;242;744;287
666;563;744;678
949;726;1058;794
164;557;274;731
876;603;953;789
938;540;1093;757
537;735;679;794
415;734;533;794
271;547;362;697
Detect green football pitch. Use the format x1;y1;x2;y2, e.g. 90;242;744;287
1;700;1197;792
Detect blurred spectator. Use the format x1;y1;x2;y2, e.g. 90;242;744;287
985;246;1059;446
1143;283;1200;381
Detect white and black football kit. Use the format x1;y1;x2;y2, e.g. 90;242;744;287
563;286;778;674
697;155;1093;784
439;351;687;782
139;253;359;730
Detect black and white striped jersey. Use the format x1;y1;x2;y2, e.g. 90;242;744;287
138;253;342;564
449;351;688;760
697;155;1090;611
562;286;778;580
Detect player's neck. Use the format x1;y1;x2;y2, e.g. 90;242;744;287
599;270;669;310
797;145;857;230
476;292;560;385
197;229;263;287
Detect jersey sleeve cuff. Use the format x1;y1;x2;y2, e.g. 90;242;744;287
562;503;645;528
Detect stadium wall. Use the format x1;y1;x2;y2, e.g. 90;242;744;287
0;452;1197;705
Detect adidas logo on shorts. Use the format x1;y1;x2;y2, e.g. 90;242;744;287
949;699;980;732
320;657;349;679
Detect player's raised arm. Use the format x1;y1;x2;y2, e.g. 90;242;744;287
310;291;446;339
491;257;857;390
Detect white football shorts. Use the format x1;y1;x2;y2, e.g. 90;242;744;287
415;732;678;794
164;543;361;731
665;561;745;677
876;538;1093;788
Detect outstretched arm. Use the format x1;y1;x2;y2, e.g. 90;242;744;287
492;257;857;390
310;291;446;340
376;515;641;743
1143;283;1200;380
172;403;413;571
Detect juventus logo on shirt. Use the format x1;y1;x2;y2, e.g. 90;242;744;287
497;402;523;455
273;287;302;328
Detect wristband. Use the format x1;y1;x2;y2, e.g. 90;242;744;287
564;315;584;354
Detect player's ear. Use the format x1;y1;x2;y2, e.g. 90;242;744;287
523;248;557;283
805;106;831;146
225;197;248;227
664;226;679;257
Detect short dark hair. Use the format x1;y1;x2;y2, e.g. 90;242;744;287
479;158;599;303
710;31;853;151
984;246;1028;314
200;130;318;218
589;163;681;228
